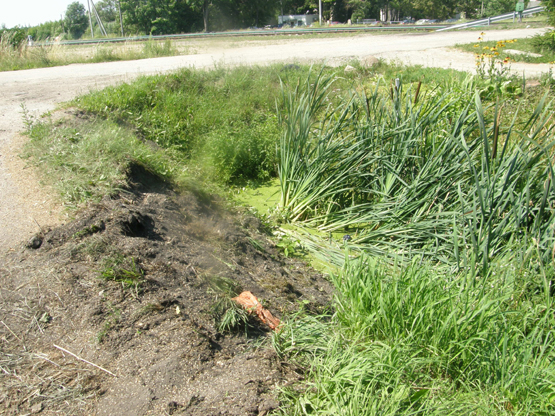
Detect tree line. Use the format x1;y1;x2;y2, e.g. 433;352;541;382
2;0;533;40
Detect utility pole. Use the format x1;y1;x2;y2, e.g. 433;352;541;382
90;0;107;36
87;0;94;38
319;0;322;25
117;0;124;37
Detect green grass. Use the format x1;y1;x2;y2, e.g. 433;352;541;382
73;64;313;184
22;114;189;207
272;255;555;415
276;70;555;273
456;36;555;64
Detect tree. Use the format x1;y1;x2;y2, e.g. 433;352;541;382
95;0;119;22
543;0;555;25
212;0;279;30
186;0;211;32
481;0;518;17
121;0;202;34
0;26;26;49
26;20;65;41
65;2;89;39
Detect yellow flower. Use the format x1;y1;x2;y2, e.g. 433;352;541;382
473;44;479;48
481;32;486;35
483;46;490;50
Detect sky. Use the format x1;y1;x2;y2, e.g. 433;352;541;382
2;0;81;28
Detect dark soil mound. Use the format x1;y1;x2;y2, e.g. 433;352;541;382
0;164;332;415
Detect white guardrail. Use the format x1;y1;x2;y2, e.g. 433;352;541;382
436;6;545;31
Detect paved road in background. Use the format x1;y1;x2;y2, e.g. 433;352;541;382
0;28;549;252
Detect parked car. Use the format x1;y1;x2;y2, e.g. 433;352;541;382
415;19;430;25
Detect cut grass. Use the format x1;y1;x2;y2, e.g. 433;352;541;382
22;115;181;207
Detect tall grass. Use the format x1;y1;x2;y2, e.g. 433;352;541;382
273;255;555;415
0;34;179;71
76;65;297;183
277;72;555;273
273;66;555;414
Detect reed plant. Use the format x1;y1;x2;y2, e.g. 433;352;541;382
277;71;555;274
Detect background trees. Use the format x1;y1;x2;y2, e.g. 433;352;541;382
65;2;89;39
20;0;540;39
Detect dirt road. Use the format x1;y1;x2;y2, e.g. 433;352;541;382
0;28;550;251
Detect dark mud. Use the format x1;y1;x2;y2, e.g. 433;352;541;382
0;164;333;415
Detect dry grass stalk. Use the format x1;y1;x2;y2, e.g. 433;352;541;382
53;344;117;377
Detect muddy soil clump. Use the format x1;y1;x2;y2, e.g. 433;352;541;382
0;164;332;415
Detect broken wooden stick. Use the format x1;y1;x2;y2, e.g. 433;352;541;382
232;291;280;330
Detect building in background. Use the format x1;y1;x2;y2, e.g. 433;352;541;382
278;14;318;27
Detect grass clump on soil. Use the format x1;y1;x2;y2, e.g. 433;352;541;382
99;255;144;287
205;274;253;334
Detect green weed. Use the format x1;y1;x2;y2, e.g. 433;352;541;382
99;255;144;287
96;306;121;343
212;297;250;333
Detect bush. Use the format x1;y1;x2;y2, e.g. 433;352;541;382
531;30;555;53
0;27;26;50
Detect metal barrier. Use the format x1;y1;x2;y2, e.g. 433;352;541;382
436;6;545;32
38;25;447;46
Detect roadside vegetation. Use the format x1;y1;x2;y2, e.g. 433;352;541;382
22;58;555;414
457;35;555;64
0;31;179;71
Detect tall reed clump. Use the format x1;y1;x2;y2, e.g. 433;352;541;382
277;71;555;274
273;255;555;415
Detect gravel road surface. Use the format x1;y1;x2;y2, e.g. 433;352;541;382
0;28;550;252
